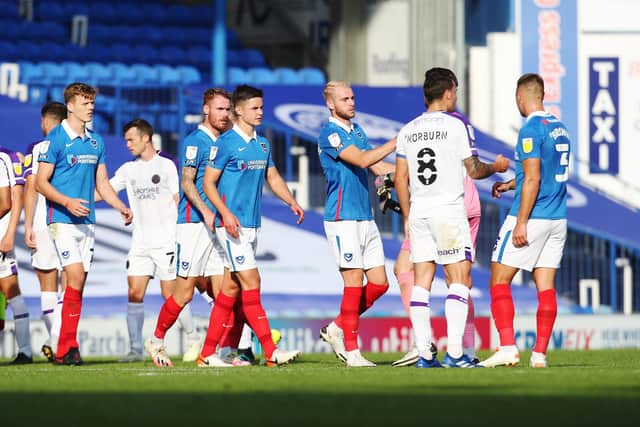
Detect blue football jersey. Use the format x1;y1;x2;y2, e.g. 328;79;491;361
509;111;570;220
37;120;105;224
177;125;218;224
317;118;373;221
209;126;274;228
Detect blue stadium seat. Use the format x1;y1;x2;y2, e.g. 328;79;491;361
160;46;187;65
39;42;67;62
111;43;136;63
0;0;19;19
1;20;23;40
107;62;137;85
48;86;65;103
88;24;111;43
141;4;167;25
247;67;278;85
89;3;116;24
65;2;89;18
39;61;67;85
274;67;305;85
132;44;160;65
91;113;110;133
85;62;112;85
155;65;181;85
15;41;41;61
189;5;213;27
186;45;210;70
176;66;201;85
62;61;90;82
130;64;159;84
240;49;266;68
95;96;117;114
0;41;18;61
166;5;192;25
227;67;247;85
36;2;65;21
114;3;144;25
299;67;326;84
226;50;242;67
226;30;243;50
18;62;45;85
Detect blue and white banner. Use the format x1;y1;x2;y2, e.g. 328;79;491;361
589;57;619;174
520;0;578;161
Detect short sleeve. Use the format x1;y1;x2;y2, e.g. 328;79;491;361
110;164;127;193
166;159;179;195
210;140;231;171
396;129;406;158
98;138;106;165
9;151;25;185
37;139;59;164
318;129;351;160
0;160;10;188
516;125;541;161
456;121;473;161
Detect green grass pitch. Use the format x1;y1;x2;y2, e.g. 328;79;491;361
1;350;638;426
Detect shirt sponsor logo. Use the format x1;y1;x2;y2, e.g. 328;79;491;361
438;248;460;256
151;174;161;184
186;146;198;160
133;186;160;200
67;154;98;166
522;137;533;154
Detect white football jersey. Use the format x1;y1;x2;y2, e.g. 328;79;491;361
110;153;179;248
396;111;473;218
0;151;16;236
27;141;49;230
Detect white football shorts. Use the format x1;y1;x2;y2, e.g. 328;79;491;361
127;244;177;281
176;222;214;278
0;250;17;279
31;228;61;271
491;215;567;271
215;226;258;272
204;231;226;277
323;220;385;270
409;215;474;265
48;223;95;272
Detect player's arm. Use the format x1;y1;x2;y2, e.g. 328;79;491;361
202;165;239;236
512;158;540;248
369;160;395;176
394;156;410;237
36;162;89;217
181;166;214;229
266;166;304;224
94;169;126;203
95;164;132;224
492;178;516;198
463;154;509;180
23;173;38;248
338;136;397;169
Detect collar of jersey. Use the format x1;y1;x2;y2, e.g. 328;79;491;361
197;124;218;142
61;119;93;141
525;110;549;122
232;124;257;143
329;117;354;133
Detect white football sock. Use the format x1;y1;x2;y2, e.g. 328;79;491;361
50;293;64;354
178;302;198;339
127;302;144;354
238;323;252;349
8;295;32;357
445;283;470;358
41;291;58;336
409;286;432;359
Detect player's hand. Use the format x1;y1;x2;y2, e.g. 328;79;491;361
493;155;510;173
222;211;240;239
24;227;37;249
290;201;305;224
0;234;14;252
120;207;133;225
492;181;512;198
203;209;215;231
64;198;90;217
512;221;528;247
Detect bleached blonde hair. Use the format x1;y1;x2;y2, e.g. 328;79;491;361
323;80;351;102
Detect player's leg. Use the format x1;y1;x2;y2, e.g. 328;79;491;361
393;238;413;315
463;215;481;361
0;292;5;345
528;219;566;368
36;268;58;358
1;271;33;364
122;275;149;362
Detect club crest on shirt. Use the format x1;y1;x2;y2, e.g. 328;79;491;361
186;146;198;160
89;138;98;149
260;142;268;153
209;146;218;160
181;261;190;270
328;132;342;149
236;255;245;265
522;137;533;153
344;253;353;262
61;250;70;259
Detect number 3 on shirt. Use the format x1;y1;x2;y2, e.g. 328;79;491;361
555;143;569;183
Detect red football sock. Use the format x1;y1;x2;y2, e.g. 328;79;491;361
220;298;246;349
56;286;82;358
534;289;557;354
340;286;363;351
242;289;276;359
490;284;516;346
335;282;387;329
153;295;183;339
200;292;236;358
